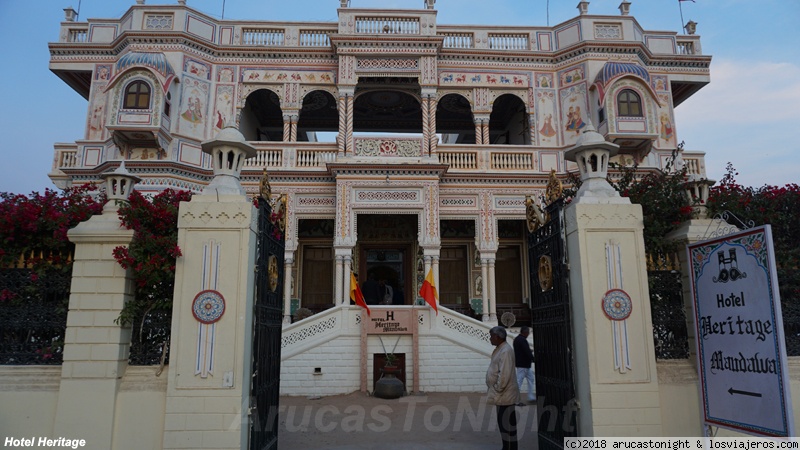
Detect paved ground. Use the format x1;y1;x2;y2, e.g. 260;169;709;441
278;392;538;449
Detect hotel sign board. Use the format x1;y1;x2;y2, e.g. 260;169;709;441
367;309;412;335
688;225;793;437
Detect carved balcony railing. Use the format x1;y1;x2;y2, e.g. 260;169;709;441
299;30;331;47
676;36;702;55
355;16;420;34
244;142;339;169
55;147;79;169
491;151;535;170
242;28;285;46
440;32;474;49
682;151;706;177
438;149;478;170
67;28;88;43
488;32;529;50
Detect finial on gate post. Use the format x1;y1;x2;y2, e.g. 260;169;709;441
545;169;563;205
259;168;272;201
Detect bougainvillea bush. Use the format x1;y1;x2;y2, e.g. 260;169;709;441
707;163;800;306
112;189;192;326
0;185;105;304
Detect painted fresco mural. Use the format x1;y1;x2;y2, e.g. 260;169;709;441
177;76;210;139
183;56;211;80
241;68;336;84
559;83;589;146
213;85;235;131
651;76;676;148
217;66;235;83
439;72;530;87
534;89;558;146
87;67;109;141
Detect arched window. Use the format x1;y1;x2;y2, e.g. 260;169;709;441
123;81;151;109
616;89;642;117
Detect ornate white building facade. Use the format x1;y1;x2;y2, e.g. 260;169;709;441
48;0;710;325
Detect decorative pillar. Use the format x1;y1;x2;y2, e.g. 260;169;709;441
482;120;490;146
563;124;663;436
528;113;536;145
337;95;347;155
665;175;718;360
474;117;483;145
290;115;298;142
429;97;438;156
488;257;497;321
283;256;294;324
422;96;431;156
346;95;355;155
162;127;259;449
283;113;298;142
52;164;140;448
431;255;440;295
481;258;490;322
335;254;344;305
342;255;353;305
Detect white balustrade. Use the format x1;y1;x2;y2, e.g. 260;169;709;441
488;33;528;50
677;41;695;55
299;30;331;47
355;17;420;34
685;158;701;175
491;152;534;170
438;151;478;170
242;28;285;46
441;32;473;49
297;150;336;167
245;150;283;168
68;29;88;43
58;150;78;168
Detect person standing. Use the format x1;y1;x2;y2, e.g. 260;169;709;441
361;273;380;305
513;326;536;404
486;326;520;450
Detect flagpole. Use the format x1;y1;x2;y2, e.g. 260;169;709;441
679;0;686;33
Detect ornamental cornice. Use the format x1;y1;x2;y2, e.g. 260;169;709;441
327;163;448;177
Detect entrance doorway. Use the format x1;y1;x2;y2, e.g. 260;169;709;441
360;246;411;305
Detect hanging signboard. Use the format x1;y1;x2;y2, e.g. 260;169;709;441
687;225;793;437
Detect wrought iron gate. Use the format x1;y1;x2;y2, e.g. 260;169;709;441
249;189;285;450
528;198;578;449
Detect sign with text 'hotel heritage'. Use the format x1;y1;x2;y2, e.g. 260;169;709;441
367;309;412;334
688;225;794;437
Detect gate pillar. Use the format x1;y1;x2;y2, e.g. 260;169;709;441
564;126;663;436
162;128;258;449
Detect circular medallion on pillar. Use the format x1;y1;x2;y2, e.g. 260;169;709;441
601;288;632;321
192;289;226;324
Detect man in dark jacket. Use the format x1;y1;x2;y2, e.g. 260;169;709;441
513;326;536;404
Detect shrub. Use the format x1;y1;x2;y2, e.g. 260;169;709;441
112;189;192;325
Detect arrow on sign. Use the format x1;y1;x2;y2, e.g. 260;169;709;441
728;387;762;398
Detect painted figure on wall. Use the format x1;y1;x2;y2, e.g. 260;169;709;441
565;106;586;134
88;104;105;140
539;114;556;137
660;113;674;143
181;96;204;123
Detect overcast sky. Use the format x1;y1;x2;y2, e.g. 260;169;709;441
0;0;796;194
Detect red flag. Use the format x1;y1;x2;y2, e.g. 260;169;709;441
418;268;439;315
350;272;370;316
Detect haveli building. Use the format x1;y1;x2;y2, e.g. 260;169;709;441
48;0;709;327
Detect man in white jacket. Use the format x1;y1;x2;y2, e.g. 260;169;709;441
486;326;520;450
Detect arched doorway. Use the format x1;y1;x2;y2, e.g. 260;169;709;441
240;88;283;141
489;93;530;144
